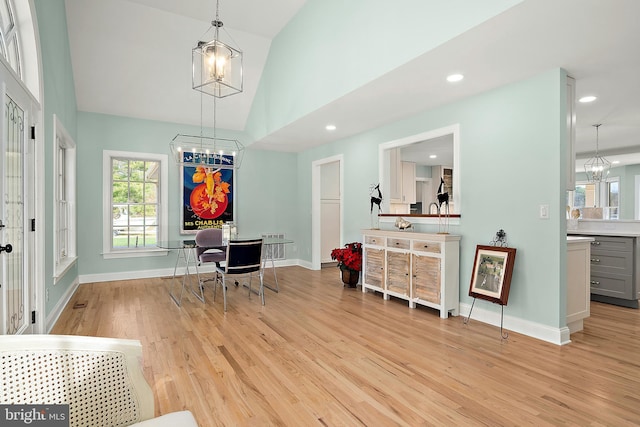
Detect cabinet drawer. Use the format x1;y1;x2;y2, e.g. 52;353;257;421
364;248;385;289
387;251;410;295
590;273;634;299
364;235;384;246
412;240;441;254
590;251;633;274
388;238;410;250
590;236;633;253
412;254;441;303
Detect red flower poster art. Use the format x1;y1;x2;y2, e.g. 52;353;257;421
181;156;234;233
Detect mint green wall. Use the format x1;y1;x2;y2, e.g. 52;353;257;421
34;0;79;317
297;69;567;329
246;0;524;141
76;112;300;275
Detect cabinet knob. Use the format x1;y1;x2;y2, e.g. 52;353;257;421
590;280;600;286
590;258;600;263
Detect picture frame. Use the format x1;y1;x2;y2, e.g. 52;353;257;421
468;245;516;305
179;152;236;234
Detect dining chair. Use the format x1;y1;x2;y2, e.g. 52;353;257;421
214;238;264;312
194;228;226;301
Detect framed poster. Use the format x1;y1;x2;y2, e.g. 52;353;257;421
468;245;516;305
180;152;235;234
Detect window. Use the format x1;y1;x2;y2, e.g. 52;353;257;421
571;182;596;213
102;151;168;259
604;178;619;219
569;178;619;220
53;116;76;282
0;0;22;78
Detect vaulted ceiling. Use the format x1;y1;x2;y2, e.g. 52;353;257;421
65;0;640;166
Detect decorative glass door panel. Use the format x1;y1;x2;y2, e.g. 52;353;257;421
2;94;26;334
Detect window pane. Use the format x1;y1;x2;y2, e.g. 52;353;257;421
129;182;144;203
112;182;129;203
130;160;146;181
608;181;619;206
144;182;158;203
112;159;129;181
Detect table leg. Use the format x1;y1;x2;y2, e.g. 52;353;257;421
169;247;188;306
262;253;280;293
186;248;205;303
169;247;204;306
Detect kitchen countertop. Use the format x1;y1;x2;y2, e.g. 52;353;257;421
568;230;640;237
567;236;594;242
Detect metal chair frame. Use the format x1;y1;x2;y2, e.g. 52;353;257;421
214;238;264;311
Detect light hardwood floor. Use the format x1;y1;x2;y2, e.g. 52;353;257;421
52;266;640;426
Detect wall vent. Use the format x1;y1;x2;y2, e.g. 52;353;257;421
262;233;285;261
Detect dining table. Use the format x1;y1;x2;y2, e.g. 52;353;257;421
157;236;293;306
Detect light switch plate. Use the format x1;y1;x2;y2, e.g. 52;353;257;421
539;204;549;219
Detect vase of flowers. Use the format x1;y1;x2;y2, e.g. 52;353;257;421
330;242;362;287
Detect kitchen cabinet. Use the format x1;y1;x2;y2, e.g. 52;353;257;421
566;236;593;333
362;229;460;318
569;233;639;308
388;147;416;204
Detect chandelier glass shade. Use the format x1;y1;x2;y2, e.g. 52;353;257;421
170;134;244;169
584;124;610;183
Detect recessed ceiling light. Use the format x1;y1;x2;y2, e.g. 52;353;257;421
446;73;464;83
429;154;437;159
579;95;597;103
325;124;336;131
612;160;620;164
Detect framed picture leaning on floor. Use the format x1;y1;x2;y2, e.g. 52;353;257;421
468;245;516;305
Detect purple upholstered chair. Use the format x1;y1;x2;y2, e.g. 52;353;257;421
194;228;226;300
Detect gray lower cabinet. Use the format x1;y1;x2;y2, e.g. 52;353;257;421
575;235;640;308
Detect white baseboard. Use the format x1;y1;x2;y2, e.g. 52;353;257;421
46;277;80;333
79;259;307;284
459;302;571;346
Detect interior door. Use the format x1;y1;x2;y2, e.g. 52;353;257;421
1;66;35;334
320;161;340;263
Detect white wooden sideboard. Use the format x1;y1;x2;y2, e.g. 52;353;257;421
361;229;461;318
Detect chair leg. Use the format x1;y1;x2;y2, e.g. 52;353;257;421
222;275;227;312
259;272;265;306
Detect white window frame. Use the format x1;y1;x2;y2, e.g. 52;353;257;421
53;115;76;283
102;150;168;259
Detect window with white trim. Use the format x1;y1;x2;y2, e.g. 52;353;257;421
603;177;619;220
102;150;168;259
569;178;619;220
0;0;23;79
53;116;76;282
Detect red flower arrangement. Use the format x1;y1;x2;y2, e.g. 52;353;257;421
330;242;362;272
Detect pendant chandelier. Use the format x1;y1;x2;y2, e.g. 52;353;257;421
170;0;244;169
192;0;243;98
584;124;610;183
